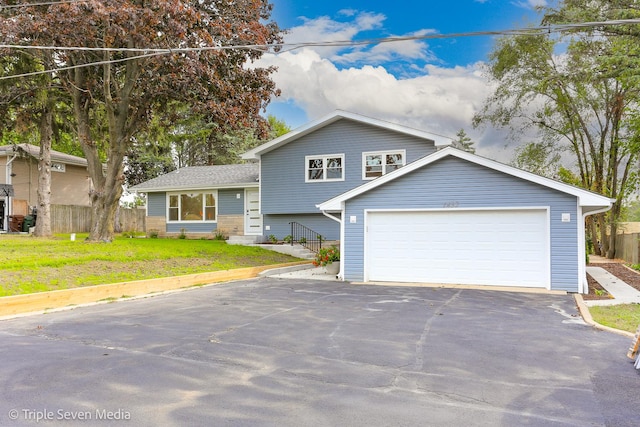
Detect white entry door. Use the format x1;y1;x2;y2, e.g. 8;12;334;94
244;189;262;235
365;209;550;288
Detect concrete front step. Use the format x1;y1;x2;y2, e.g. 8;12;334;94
227;235;264;245
252;243;316;259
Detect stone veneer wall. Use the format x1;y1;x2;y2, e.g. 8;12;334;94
217;214;244;237
146;216;166;237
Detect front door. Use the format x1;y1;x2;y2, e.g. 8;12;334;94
244;189;262;235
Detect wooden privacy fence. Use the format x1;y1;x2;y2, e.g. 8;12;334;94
615;233;640;265
50;205;146;234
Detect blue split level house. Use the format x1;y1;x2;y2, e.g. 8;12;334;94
131;110;613;293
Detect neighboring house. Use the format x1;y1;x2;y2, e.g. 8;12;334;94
0;144;92;231
132;111;612;293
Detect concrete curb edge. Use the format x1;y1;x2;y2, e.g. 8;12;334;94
574;294;635;338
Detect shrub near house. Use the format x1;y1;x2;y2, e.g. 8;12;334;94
313;246;339;267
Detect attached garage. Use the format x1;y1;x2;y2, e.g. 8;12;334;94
365;208;549;287
318;147;613;293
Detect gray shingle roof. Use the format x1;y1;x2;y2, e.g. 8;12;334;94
130;163;259;192
0;143;88;166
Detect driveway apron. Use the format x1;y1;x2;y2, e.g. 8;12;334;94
0;278;638;426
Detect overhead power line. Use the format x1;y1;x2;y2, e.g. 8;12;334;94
2;18;640;54
0;0;88;9
1;18;640;81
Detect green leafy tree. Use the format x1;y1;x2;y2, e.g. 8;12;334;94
0;47;62;237
454;129;475;154
474;2;640;258
512;141;561;178
4;0;282;242
268;115;291;138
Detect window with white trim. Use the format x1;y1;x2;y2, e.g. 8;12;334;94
167;191;217;222
305;154;344;182
51;162;66;172
363;150;405;179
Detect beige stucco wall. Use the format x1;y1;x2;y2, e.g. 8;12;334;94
0;157;6;184
8;158;91;209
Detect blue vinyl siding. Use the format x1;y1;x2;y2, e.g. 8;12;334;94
263;214;340;241
218;189;244;215
261;119;436;215
342;156;580;292
147;192;166;216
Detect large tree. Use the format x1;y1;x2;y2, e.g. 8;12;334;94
474;2;640;258
5;0;281;241
0;45;62;237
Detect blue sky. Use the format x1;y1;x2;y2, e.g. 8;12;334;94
257;0;550;160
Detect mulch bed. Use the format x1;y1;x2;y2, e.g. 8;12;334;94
585;262;640;300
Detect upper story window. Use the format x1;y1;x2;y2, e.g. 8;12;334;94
51;162;66;173
363;150;406;179
168;191;217;222
305;154;344;182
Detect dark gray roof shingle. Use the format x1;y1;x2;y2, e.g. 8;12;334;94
0;143;88;166
130;163;259;191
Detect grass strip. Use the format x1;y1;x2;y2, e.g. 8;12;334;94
1;234;299;296
589;304;640;333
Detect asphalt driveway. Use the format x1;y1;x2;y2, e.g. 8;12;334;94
0;278;638;426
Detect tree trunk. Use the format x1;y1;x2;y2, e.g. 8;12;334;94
587;217;598;256
606;204;621;259
87;154;125;242
71;66;124;243
34;105;53;237
597;213;608;257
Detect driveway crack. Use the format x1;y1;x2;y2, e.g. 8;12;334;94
413;289;462;370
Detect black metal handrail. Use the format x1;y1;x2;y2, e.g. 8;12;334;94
289;222;323;253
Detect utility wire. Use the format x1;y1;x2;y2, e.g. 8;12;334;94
0;51;167;81
1;18;639;55
0;0;88;9
1;18;640;81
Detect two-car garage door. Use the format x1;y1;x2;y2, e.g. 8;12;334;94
365;209;549;288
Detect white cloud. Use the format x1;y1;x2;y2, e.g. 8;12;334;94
335;29;438;67
258;50;496;143
256;11;526;162
284;12;386;59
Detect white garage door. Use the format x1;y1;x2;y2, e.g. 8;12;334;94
366;209;549;287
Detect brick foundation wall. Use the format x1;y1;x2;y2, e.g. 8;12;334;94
146;216;166;237
217;214;244;237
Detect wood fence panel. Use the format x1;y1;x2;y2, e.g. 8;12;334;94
615;233;640;265
117;207;146;233
50;205;146;234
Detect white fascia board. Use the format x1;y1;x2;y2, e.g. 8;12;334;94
242;110;452;160
133;183;259;193
318;146;614;212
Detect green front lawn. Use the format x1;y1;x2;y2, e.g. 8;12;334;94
0;234;299;296
589;304;640;334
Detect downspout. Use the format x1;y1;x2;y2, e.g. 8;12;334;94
580;204;614;294
321;210;344;280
